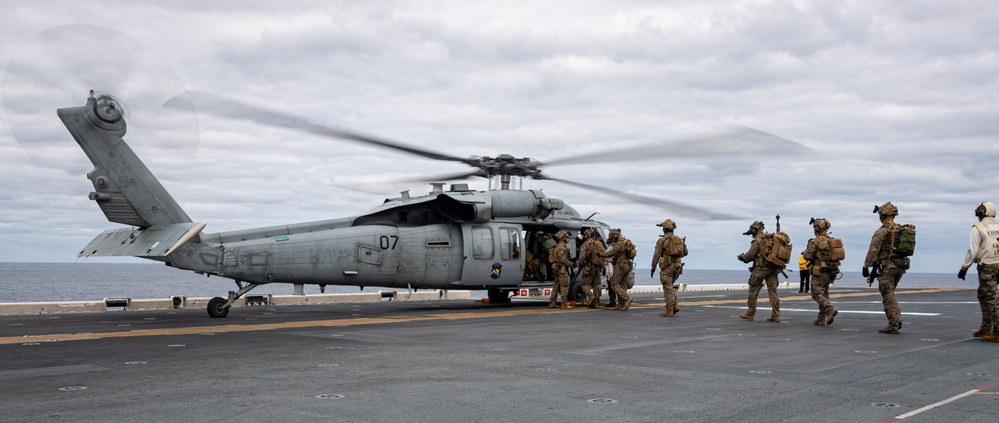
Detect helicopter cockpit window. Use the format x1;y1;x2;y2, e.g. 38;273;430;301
471;226;494;259
500;227;521;260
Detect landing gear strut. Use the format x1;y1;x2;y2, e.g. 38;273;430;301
207;280;260;318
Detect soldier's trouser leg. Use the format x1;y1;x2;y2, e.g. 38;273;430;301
556;273;570;307
745;270;764;316
879;267;903;329
610;268;630;302
811;274;833;319
582;270;600;305
978;264;999;333
659;269;677;311
765;271;780;317
548;283;558;306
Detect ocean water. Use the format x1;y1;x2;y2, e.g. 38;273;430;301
0;262;977;303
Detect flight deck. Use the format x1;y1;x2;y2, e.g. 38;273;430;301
1;286;997;422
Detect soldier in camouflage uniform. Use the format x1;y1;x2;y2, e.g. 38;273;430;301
578;229;607;309
802;218;839;326
547;231;575;309
599;229;635;311
651;219;686;317
958;202;999;343
862;202;906;334
736;221;781;322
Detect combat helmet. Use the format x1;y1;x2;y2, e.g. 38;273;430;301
975;201;996;218
809;218;831;235
657;219;677;231
743;221;764;236
608;228;622;242
555;231;571;242
874;202;898;218
582;228;595;239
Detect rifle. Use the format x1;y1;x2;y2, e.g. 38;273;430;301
867;263;881;287
775;214;781;233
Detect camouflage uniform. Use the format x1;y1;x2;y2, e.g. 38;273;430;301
863;203;906;334
959;202;999;342
737;222;781;322
803;229;839;326
600;229;634;311
651;219;686;317
578;230;606;308
547;232;574;309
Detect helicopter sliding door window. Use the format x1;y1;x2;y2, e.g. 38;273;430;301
471;226;494;259
500;227;521;260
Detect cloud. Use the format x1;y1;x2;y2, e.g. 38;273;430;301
2;1;998;275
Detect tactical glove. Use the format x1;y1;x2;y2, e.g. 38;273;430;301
958;267;968;280
862;267;870;278
650;269;655;278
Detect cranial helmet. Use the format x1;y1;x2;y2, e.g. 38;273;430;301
976;201;997;218
743;221;764;236
657;219;677;231
874;202;898;218
810;217;831;231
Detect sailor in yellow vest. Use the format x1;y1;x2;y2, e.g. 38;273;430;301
798;254;810;293
958;201;999;343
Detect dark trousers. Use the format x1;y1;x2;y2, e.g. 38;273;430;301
799;269;811;292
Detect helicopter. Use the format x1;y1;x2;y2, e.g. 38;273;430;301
59;90;809;318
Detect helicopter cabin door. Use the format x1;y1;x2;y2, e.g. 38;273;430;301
460;223;524;286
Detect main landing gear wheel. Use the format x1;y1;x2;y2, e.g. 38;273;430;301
207;297;229;318
487;287;512;304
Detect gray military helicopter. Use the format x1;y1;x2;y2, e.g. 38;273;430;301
59;90;808;317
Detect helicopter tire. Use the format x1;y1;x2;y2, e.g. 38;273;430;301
486;288;512;304
207;297;230;318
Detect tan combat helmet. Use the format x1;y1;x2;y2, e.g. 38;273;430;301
874;202;898;218
810;217;831;234
608;228;621;242
657;219;677;232
743;221;764;236
555;231;571;242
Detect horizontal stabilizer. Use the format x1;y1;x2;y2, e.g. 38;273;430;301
79;222;207;257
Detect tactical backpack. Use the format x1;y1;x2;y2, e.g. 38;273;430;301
813;235;844;274
665;235;688;258
890;224;916;257
760;232;792;269
624;239;637;260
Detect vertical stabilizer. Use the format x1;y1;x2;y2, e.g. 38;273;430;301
58;92;192;228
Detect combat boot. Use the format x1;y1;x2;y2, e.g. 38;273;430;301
619;298;634;311
659;309;674;317
813;317;826;326
766;315;779;323
973;328;993;338
548;301;557;308
587;299;598;309
981;335;999;343
878;326;899;334
826;309;838;325
739;313;753;321
673;306;680;314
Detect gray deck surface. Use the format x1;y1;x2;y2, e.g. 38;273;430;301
2;287;997;422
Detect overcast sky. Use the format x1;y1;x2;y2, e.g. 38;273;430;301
2;1;997;275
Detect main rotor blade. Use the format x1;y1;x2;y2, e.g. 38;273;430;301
545;176;741;221
544;126;814;167
164;91;468;163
